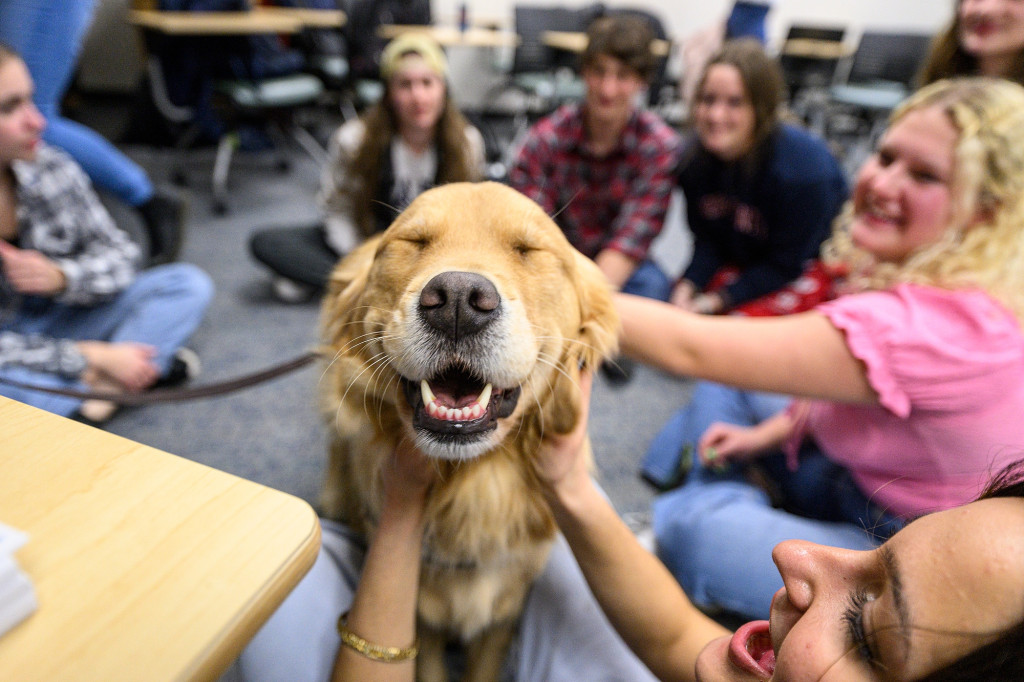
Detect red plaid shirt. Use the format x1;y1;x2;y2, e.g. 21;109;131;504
508;104;681;261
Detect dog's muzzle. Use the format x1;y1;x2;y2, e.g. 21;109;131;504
401;270;522;443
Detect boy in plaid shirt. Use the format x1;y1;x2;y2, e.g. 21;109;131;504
509;15;681;303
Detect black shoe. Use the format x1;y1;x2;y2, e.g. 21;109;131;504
153;348;201;389
138;189;187;265
600;356;635;386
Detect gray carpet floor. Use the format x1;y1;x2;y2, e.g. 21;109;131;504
100;138;695;519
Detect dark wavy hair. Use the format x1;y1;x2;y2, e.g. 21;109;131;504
581;15;658;84
343;76;480;238
918;1;1024;87
692;38;785;150
913;459;1024;681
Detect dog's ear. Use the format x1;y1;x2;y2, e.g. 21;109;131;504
542;252;621;435
571;251;620;372
320;235;382;346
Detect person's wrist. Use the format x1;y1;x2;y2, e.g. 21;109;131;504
542;466;595;515
379;490;430;532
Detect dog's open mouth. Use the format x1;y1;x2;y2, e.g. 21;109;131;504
401;367;521;438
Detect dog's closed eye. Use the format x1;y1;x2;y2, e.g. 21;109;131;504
398;235;431;250
513;242;535;257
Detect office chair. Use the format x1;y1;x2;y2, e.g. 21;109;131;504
779;25;846;99
491;4;603;117
136;20;327;215
340;0;431;117
812;30;933;175
208;73;326;214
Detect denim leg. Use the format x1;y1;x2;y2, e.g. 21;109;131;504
0;365;90;417
620;260;672;302
641;382;790;489
653;479;881;620
0;0;153;204
760;449;907;543
15;264;213;374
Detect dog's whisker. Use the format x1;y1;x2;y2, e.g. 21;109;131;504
336;351;392;411
551;189;582;222
533;333;606;359
376;373;402;425
534;354;576;392
318;333;386;387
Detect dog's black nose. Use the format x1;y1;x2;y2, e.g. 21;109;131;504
419;271;500;339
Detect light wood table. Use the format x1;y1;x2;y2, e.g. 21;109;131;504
781;38;851;59
129;7;345;35
377;24;519;48
542;30;671;57
0;397;321;681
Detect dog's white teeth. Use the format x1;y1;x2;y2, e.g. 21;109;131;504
421;379;436;407
477;383;493;409
422;382;493;421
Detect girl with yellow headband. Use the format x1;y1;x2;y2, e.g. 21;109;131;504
249;33;486;302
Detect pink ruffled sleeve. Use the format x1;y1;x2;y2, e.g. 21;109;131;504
816;285;1023;418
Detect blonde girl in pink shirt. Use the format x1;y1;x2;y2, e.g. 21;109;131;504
617;76;1024;621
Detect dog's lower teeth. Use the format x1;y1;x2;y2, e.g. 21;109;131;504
422;381;493;421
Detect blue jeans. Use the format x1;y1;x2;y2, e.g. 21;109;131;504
0;0;154;206
642;381;790;488
0;264;213;416
646;382;904;620
621;259;672;302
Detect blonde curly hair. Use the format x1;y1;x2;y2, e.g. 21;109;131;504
822;77;1024;318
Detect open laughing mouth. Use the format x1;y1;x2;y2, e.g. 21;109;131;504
400;366;522;439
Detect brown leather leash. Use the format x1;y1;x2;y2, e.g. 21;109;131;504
0;350;322;406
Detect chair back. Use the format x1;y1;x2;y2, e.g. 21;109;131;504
844;30;933;88
725;1;770;43
345;0;431;80
510;4;603;76
779;24;846;97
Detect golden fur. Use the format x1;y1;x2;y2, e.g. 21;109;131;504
318;182;619;681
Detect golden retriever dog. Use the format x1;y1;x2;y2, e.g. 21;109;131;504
318;182;619;681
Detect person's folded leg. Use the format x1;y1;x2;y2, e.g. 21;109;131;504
512;535;660;682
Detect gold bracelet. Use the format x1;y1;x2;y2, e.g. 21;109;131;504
336;612;418;663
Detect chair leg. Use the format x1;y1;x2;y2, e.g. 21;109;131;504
289;125;327;166
212;132;239;215
171;122;205;187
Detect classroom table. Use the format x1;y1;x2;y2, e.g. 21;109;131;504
780;37;851;60
129;6;345;35
0;397;321;681
377;23;520;48
541;30;671;57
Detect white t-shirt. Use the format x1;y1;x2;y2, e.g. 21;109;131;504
318;119;486;255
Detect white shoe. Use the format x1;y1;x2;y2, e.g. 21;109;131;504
272;276;315;303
